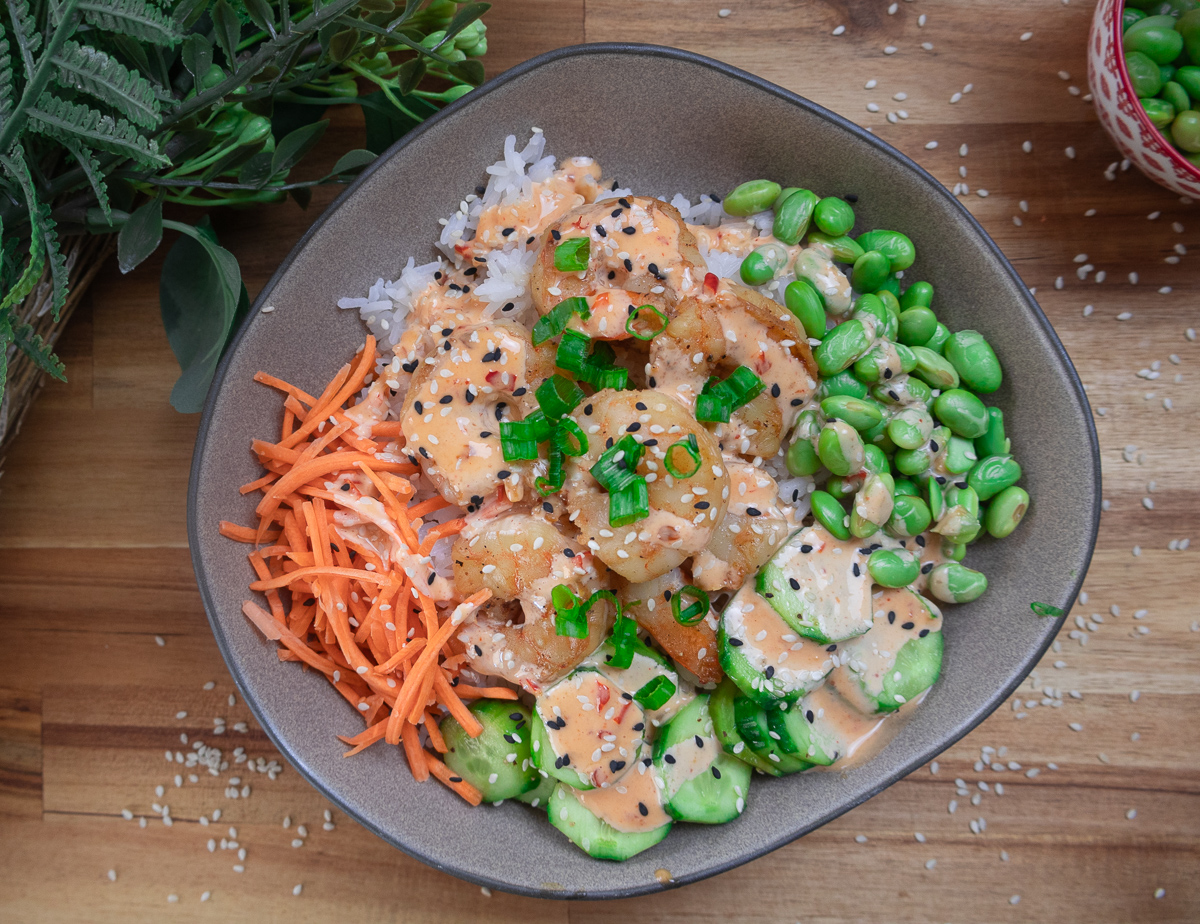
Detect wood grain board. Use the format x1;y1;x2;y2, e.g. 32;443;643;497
2;1;1199;920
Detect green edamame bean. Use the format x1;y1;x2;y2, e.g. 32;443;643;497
894;446;930;477
1161;64;1177;85
855;229;916;271
819;369;869;399
1171;110;1200;152
877;287;901;319
975;406;1010;457
877;275;901;298
814;197;856;236
923;322;951;354
933;504;980;544
874;374;932;407
927;562;987;604
941;539;967;562
794;407;824;440
943;435;978;474
968;454;1022;501
886;494;932;537
911;346;960;390
852;250;891;293
893;477;919;497
927;476;944;519
867;548;920;588
850;510;879;539
784;278;827;340
1126;50;1165;97
861;416;896;452
943;330;1003;393
1124;7;1147;31
945;484;980;519
724;179;782;216
854;346;905;384
773;186;801;210
933;388;989;438
1176;66;1200;102
853;292;891;328
1144;97;1176;129
821;395;885;432
811;489;851;539
888;406;935;450
774;189;818;245
900;281;934;310
895;343;917;374
815;319;872;376
740;251;775;286
1156;0;1198;16
1124;15;1184;64
825;474;862;501
807;231;865;263
786;436;822;476
1164;80;1192;115
863;442;890;474
898;307;938;346
818;420;865;476
985;485;1030;538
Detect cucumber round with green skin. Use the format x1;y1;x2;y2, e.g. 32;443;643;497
733;695;810;774
709;678;784;776
588;636;691;727
516;771;556;810
828;587;944;714
548;784;671;860
766;699;837;766
755;525;874;644
653;694;752;824
440;700;539;802
530;696;595;791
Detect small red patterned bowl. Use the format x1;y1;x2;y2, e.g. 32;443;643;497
1089;0;1200;197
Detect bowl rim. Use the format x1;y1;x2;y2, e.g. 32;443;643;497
1109;0;1200;182
188;41;1101;899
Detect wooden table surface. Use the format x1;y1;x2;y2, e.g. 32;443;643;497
3;2;1198;921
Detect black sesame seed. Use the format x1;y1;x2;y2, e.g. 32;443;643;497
919;628;930;637
502;302;515;312
806;710;815;723
638;802;649;817
473;645;482;656
542;502;554;513
501;227;515;236
800;544;813;554
770;383;781;398
888;611;897;624
746;507;761;517
844;193;859;203
664;589;673;600
584;404;593;415
439;395;453;405
434;271;443;281
626;422;641;432
449;776;463;783
664;754;676;764
935;475;947;485
619;198;631;208
915;534;927;547
464;267;477;277
791;398;803;406
607;270;616;280
852;563;861;577
551;229;561;240
563;549;575;558
503;733;516;743
635;402;647;411
464;390;476;404
649;376;657;387
633;722;644;731
497;470;511;479
826;644;838;652
711;765;722;779
647;262;659;276
427;572;435;585
418;446;430;459
902;621;915;630
609;759;626;773
929;440;940;452
644;439;658;447
765;665;775;679
513;387;527;397
509;713;523;721
922;562;934;574
623;258;633;271
730;638;744;647
695;735;704;748
340;483;350;491
789;578;801;590
414;400;424;413
611;208;623;218
695;501;710;509
888;390;900;401
479;431;492;439
622;226;636;236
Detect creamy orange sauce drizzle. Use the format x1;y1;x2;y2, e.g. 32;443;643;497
540;671;645;788
767;525;874;641
724;585;835;695
571;758;671;833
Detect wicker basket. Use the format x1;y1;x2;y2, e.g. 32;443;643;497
0;234;116;472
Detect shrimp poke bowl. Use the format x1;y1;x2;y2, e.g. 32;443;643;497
190;45;1098;897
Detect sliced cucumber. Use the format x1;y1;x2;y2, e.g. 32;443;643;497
766;699;836;766
548;784;671;861
653;694;751;824
719;585;833;706
732;695;810;774
709;678;783;776
517;771;556;810
829;587;944;714
755;525;874;644
440;700;538;802
587;636;691;727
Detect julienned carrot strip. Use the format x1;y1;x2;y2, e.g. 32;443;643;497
407;495;451;519
419;518;466;556
282;407;296;441
249;565;389;591
425;751;482;806
370;421;404;438
279;337;374;450
338;719;389;757
254;370;317;407
242;601;336;673
252;439;302;465
257;451;402;518
434;671;482;737
423;710;448;753
240;471;279;495
399;720;429;782
452;684;521;701
373;637;426;674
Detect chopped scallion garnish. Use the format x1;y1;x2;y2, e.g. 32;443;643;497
536;374;585;420
531;296;590;346
625;304;669;341
553;236;591;272
671;584;710;627
664;433;701;479
695;365;766;423
552;584;587;638
554;328;592;375
535;444;565;496
554;419;588;457
498;420;540;461
606;611;638;669
589;434;645;493
609;477;649;527
633;675;677;710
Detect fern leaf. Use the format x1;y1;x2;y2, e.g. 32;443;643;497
64;138;112;223
11;318;67;380
27;92;169;168
4;0;42;77
52;40;162;128
0;151;46;313
0;20;14;122
77;0;185;47
39;211;68;321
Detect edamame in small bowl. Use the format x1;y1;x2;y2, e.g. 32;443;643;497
190;44;1100;899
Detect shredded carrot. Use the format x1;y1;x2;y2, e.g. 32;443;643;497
452;684;521;701
425;751;483;806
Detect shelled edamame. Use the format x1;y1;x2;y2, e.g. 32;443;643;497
1122;3;1200;163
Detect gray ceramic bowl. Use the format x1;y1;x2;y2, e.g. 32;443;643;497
189;43;1100;899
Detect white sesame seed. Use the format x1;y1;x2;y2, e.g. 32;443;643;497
832;24;846;35
884;45;897;54
1022;141;1033;153
925;141;938;150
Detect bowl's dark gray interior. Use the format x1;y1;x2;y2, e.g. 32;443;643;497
189;44;1099;900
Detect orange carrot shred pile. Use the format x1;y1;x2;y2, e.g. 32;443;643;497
223;339;489;803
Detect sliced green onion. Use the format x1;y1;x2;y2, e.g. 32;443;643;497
671;584;710;627
625;304;669;341
531;296;590;346
536;374;585;420
553;236;591;272
552;583;587;638
555;328;592;375
554;419;588;457
499;420;539;461
535;445;565;496
724;365;765;405
1030;602;1063;618
695;365;765;423
590;434;645;493
609;477;649;527
606;611;638;669
664;433;701;479
633;675;677;710
695;392;732;423
522;409;553;443
579;363;629;391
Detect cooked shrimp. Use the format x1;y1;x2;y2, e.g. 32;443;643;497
562;389;730;583
400;321;554;508
530;197;707;340
618;569;723;684
690;457;792;592
650;281;818;457
391;264;494;366
453;512;611;692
